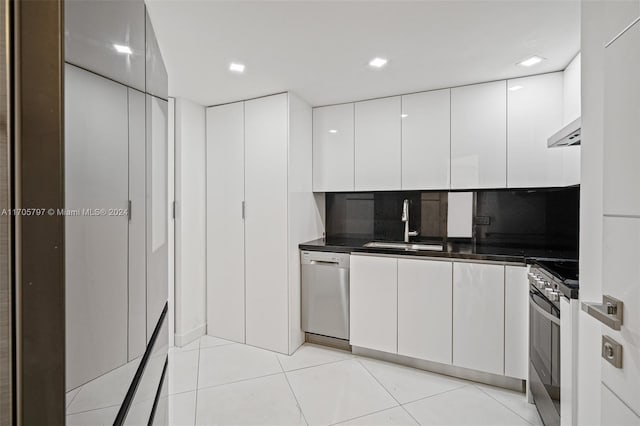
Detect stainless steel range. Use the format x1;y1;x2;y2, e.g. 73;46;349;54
528;259;579;426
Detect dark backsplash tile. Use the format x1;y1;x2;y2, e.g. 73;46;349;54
325;187;579;253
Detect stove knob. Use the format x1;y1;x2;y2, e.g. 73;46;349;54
544;287;554;298
537;280;546;289
549;291;560;302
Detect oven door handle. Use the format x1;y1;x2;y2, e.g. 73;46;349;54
530;296;560;325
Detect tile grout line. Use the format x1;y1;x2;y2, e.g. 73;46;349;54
400;383;468;407
282;355;355;373
192;354;355;395
356;359;402;404
193;337;202;425
190;371;285;395
356;359;422;425
66;387;82;410
277;357;310;426
66;402;122;417
328;405;416;426
474;385;537;426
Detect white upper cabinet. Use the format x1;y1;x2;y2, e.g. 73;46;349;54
401;89;451;190
350;255;398;354
398;258;453;365
354;97;402;190
453;262;505;375
313;104;354;192
507;73;564;188
450;81;507;189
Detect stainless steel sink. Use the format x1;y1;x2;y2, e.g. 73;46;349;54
364;241;444;252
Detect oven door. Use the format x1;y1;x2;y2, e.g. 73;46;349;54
529;288;561;426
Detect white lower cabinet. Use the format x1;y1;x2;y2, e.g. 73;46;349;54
504;266;529;379
398;258;453;365
350;255;398;354
453;262;505;375
350;256;529;380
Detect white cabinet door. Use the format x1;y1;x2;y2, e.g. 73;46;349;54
401;89;451;190
453;262;505;375
128;88;147;361
398;258;453;365
504;266;528;379
354;97;401;190
206;102;246;343
451;81;507;189
604;21;640;217
146;95;169;338
65;64;129;389
313;104;354;191
244;94;289;354
507;74;565;188
350;255;397;354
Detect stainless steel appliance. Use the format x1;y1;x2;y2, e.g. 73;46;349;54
528;260;579;426
548;117;581;147
301;251;350;340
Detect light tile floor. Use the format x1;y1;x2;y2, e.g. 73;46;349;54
169;336;543;426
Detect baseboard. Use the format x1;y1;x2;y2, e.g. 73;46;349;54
174;323;206;347
353;346;525;392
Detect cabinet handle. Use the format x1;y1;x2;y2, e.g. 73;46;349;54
242;201;245;219
128;200;132;221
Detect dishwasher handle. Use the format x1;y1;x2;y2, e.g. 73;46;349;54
301;251;350;268
310;259;341;266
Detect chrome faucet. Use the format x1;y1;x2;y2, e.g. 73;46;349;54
402;199;419;243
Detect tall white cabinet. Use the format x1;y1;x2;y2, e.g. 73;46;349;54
206;102;246;343
65;64;130;390
206;93;323;354
244;95;291;353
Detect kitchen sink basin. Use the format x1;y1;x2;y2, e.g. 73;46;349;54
364;241;444;252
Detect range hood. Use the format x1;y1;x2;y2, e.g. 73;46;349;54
548;117;581;147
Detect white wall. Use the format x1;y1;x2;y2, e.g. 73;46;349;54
563;53;582;124
174;97;207;346
287;93;325;352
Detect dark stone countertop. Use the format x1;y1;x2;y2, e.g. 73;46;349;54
299;238;578;265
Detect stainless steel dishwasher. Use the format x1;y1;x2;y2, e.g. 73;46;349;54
301;251;350;340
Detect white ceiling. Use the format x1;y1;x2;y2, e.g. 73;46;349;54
145;0;580;107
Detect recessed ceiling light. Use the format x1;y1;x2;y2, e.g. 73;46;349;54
401;114;409;118
229;62;245;73
517;56;544;67
328;129;338;134
113;44;132;55
369;57;388;68
509;85;524;92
